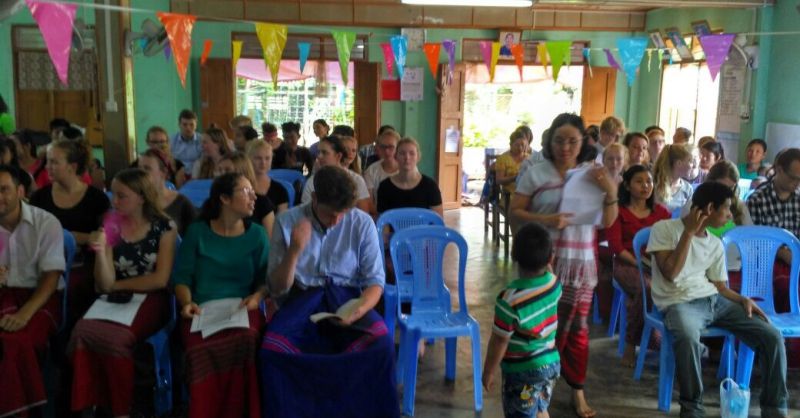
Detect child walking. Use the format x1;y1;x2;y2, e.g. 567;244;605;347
482;222;563;418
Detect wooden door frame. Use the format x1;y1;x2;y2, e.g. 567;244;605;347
436;63;466;211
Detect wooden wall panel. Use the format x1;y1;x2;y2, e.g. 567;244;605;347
473;8;516;28
423;6;473;26
299;3;353;23
191;1;244;19
581;12;629;29
354;4;421;26
246;2;299;21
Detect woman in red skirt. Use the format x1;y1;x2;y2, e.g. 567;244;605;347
68;168;177;417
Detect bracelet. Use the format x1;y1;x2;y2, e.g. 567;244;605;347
604;199;618;207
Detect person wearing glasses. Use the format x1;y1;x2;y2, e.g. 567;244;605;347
511;113;618;418
173;173;270;418
132;126;187;188
595;116;625;156
362;129;400;209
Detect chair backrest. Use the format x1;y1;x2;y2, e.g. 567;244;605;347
390;226;468;315
180;179;213;208
376;208;444;282
722;225;800;315
632;227;653;315
270;169;306;189
61;229;77;331
272;178;295;208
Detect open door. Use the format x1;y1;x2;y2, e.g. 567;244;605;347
354;61;381;146
200;58;235;136
580;67;616;127
436;64;466;211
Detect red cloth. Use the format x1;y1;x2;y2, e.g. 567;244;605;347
607;205;671;256
556;277;594;389
0;288;60;417
68;292;169;415
181;308;265;418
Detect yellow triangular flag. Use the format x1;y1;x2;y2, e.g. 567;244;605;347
254;23;288;88
490;42;500;82
232;40;243;71
537;43;549;76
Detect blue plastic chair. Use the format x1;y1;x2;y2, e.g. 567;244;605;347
272;178;295;209
270;169;306;190
592;292;602;324
180;179;213;208
390;226;482;417
61;230;77;331
631;228;735;412
144;235;182;416
165;180;177;191
721;226;800;387
607;277;628;357
375;208;445;338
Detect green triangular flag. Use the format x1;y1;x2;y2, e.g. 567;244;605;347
331;30;356;85
545;41;572;82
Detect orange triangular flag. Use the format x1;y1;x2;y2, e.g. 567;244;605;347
156;12;196;87
511;43;524;81
423;43;441;78
200;40;213;66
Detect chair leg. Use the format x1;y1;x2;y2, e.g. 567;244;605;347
396;327;406;385
384;290;397;340
617;300;627;357
657;332;675;413
402;330;421;417
470;331;484;412
445;337;457;381
592;292;602;325
607;288;621;337
717;336;734;380
633;323;652;380
735;341;755;388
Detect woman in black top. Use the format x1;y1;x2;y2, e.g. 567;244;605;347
247;139;289;213
138;148;196;236
216;151;275;237
377;137;443;216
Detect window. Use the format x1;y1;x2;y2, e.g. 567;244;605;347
658;62;720;142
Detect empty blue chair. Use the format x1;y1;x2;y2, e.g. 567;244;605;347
631;228;735;412
180;179;213;208
391;226;482;416
721;226;800;387
272;178;295;208
375;208;445;338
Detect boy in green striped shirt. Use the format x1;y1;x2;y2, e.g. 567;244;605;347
482;222;562;418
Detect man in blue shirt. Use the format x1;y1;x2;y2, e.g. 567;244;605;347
170;109;202;175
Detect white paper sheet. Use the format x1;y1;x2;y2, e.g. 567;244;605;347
190;298;249;339
559;166;605;226
83;293;147;326
309;298;361;323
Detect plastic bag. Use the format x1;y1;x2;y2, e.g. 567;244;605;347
720;377;750;418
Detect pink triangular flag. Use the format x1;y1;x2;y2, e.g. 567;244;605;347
479;41;493;74
380;43;395;78
699;34;736;81
26;0;77;85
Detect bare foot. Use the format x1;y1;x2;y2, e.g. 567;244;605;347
572;389;596;418
621;345;637;368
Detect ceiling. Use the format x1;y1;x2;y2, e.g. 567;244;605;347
532;0;773;11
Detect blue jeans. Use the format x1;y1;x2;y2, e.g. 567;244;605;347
501;363;559;418
662;295;788;418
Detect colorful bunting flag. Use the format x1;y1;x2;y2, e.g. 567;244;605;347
390;35;408;78
490;42;500;82
442;39;456;85
545;41;571;82
479;41;492;74
298;42;311;73
423;43;441;78
657;48;665;68
331;31;356;85
26;0;77;85
380;43;395;78
232;40;243;70
583;48;593;78
647;49;653;72
617;37;648;86
699;34;736;81
536;43;549;75
511;43;524;81
604;48;620;71
255;23;288;88
200;40;213;66
157;12;196;87
164;44;171;60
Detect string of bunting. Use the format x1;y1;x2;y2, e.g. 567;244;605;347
23;0;749;88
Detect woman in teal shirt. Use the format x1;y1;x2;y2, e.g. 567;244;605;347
174;172;269;418
0;94;14;135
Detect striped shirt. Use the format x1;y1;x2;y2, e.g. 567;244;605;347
492;272;562;372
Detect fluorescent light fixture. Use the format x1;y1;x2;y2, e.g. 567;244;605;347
402;0;533;7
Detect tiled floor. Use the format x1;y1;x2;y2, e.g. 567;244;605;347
406;207;800;418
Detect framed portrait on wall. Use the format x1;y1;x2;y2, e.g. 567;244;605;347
649;30;667;49
691;20;712;38
664;27;694;60
498;30;521;59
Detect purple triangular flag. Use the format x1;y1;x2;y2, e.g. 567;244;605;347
164;44;171;60
699;34;736;81
442;39;456;85
604;48;620;71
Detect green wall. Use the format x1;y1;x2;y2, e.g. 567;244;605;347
764;1;800;137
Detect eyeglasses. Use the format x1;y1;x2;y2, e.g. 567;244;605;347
552;139;581;148
234;187;256;196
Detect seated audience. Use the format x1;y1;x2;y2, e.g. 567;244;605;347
69;168;177;417
623;132;649;167
138;148;196;236
645;126;666;166
262;165;398;417
595;116;625;155
229;115;253;130
653;144;693;213
133;126;187;188
216;152;275;238
738;138;770;180
0;165;65;418
377;137;443;216
363;129;400;206
272;122;313;173
309;119;329;161
192;128;230;180
494;129;531;194
301;135;370;213
695;141;725;185
170;110;203;176
234;125;259;153
247;140;289;214
648;182;788;418
261;122;281;150
603;143;627;185
336;126;363;175
607;165;671;366
672;127;692;145
360;125;396;171
173;173;269;418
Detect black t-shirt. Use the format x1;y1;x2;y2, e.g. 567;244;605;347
251;193;276;226
265;180;289;208
30;184;110;233
165;193;196;237
376;175;443;214
272;143;313;173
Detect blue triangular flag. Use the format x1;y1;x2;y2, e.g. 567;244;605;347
617;37;648;86
390;35;407;78
298;42;311;74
